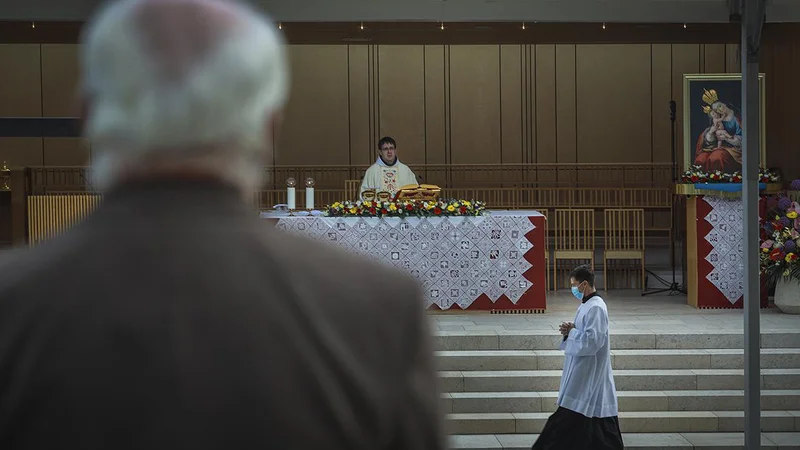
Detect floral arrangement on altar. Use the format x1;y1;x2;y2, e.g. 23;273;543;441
324;199;486;218
681;165;780;184
761;195;800;287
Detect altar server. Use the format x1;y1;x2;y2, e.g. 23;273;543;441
0;1;444;450
360;136;419;198
532;265;623;450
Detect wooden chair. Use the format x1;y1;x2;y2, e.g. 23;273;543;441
538;209;551;291
553;209;595;289
344;179;361;201
603;208;646;290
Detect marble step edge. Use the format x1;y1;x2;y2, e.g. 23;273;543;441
438;368;800;377
445;410;800;420
441;390;800;413
435;330;800;337
447;432;800;449
443;389;800;400
434;331;800;350
436;349;800;356
445;411;800;434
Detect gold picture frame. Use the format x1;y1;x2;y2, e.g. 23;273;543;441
682;73;766;172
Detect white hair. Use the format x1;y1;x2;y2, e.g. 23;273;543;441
80;0;289;192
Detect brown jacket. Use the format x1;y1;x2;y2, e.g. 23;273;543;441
0;178;444;450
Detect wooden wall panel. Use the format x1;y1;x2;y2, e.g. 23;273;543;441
348;45;371;166
423;45;446;169
448;45;501;164
41;44;79;117
0;44;41;117
703;44;726;73
671;44;700;168
576;44;652;165
535;45;557;166
43;138;89;166
762;39;800;179
0;138;43;166
500;45;523;164
275;45;350;166
0;38;797;181
651;44;673;164
378;45;426;165
555;45;576;183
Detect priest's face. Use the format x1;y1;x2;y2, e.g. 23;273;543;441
570;278;587;295
379;143;397;163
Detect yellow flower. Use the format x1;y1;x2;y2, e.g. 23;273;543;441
447;205;456;212
786;253;797;263
349;207;357;214
788;211;799;219
389;203;398;211
363;201;372;208
762;247;770;253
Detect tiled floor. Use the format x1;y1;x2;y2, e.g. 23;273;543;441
429;290;800;333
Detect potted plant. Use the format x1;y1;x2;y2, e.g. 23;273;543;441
761;195;800;313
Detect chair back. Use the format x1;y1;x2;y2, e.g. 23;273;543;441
344;179;361;201
554;208;595;252
604;208;645;252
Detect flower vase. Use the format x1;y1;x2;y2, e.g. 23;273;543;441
775;277;800;314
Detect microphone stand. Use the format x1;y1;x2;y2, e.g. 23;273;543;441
642;100;686;296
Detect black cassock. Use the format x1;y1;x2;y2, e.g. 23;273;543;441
531;406;624;450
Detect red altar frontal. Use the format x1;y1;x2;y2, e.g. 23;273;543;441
261;211;547;312
685;195;768;309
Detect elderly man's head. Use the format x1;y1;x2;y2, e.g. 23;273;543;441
80;0;288;192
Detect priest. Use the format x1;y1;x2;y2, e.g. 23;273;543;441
532;265;623;450
360;136;418;198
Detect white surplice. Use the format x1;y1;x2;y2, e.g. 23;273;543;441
557;294;619;418
360;157;418;198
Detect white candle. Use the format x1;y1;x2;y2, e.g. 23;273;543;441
287;187;296;210
305;187;314;210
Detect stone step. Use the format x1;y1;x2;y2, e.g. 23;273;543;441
448;432;800;449
445;410;800;435
436;349;800;371
434;330;800;351
438;369;800;392
442;390;800;414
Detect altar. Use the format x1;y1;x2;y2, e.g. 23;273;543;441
681;189;772;309
260;210;547;312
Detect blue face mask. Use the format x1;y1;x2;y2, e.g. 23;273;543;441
571;285;583;300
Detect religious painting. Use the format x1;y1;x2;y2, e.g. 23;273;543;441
683;73;766;173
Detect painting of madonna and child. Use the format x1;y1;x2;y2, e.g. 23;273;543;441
683;73;766;175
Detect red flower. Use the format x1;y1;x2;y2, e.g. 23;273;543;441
773;221;785;231
381;208;387;214
690;175;699;183
788;253;799;262
460;206;467;214
406;204;413;211
434;207;442;215
769;248;785;261
369;207;376;214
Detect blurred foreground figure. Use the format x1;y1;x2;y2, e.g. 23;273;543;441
0;1;443;449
